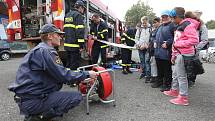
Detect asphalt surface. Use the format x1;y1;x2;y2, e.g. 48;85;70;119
0;58;215;121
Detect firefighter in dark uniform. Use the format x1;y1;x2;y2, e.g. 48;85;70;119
64;0;86;70
8;24;97;121
90;13;109;67
121;27;136;74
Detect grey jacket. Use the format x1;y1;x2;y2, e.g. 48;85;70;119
197;23;208;50
135;24;151;47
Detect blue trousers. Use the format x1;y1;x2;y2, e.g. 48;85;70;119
17;91;82;118
138;50;151;77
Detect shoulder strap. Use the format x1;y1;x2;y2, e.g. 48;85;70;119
138;27;143;38
177;21;191;32
148;27;152;33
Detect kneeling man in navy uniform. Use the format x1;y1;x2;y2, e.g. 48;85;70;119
8;24;97;121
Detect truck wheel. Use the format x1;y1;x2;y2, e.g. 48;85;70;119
1;52;10;61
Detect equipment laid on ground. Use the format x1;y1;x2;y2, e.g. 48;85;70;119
78;64;116;114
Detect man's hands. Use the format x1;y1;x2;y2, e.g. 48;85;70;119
79;48;84;52
88;71;98;79
161;41;167;49
171;56;176;65
88;35;97;41
92;36;97;40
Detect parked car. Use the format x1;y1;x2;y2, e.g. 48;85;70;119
0;40;12;61
199;50;207;61
208;47;215;54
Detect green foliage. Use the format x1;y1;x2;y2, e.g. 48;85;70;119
206;20;215;29
124;0;156;27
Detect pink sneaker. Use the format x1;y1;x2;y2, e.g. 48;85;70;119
170;95;189;106
163;89;179;97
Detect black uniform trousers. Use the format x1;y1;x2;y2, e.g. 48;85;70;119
91;43;106;64
66;50;80;70
121;48;132;65
155;58;172;86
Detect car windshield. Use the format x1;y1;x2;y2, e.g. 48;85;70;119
0;40;10;48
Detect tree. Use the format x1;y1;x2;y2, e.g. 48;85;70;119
124;0;156;27
206;20;215;29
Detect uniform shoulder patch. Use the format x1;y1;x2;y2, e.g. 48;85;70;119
55;56;63;64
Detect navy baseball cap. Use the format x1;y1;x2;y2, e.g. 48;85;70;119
39;24;64;34
75;0;86;9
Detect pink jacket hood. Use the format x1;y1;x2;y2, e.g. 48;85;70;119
172;18;200;57
180;18;200;30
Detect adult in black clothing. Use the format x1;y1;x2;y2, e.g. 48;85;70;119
121;27;136;74
64;1;86;70
152;10;175;92
90;13;109;67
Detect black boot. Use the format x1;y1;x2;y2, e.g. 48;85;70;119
160;78;171;92
139;73;145;79
145;77;151;83
188;76;196;88
24;115;44;121
188;81;195;88
151;78;162;88
24;115;54;121
160;84;171;92
150;77;157;83
122;66;128;74
126;66;133;73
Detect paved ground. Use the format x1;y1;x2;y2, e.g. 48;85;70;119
1;58;215;121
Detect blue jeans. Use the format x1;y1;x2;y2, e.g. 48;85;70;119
138;50;151;77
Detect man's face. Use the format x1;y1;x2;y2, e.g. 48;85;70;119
161;15;170;24
50;33;62;47
92;16;100;24
142;19;148;27
153;21;160;28
79;6;85;14
172;16;180;24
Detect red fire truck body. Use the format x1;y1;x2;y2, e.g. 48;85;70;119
4;0;122;59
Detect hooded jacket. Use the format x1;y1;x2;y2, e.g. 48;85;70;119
172;18;200;57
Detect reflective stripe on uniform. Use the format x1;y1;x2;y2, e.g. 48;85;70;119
91;32;95;35
76;25;84;29
100;34;104;39
101;45;109;48
64;43;80;47
65;17;73;22
64;24;84;29
121;64;126;66
121;64;131;66
64;24;76;28
98;29;108;34
123;33;135;41
78;39;85;42
121;38;126;40
127;64;131;66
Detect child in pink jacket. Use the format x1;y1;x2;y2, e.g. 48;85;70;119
163;7;199;106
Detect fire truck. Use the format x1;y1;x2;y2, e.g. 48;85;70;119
4;0;122;62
